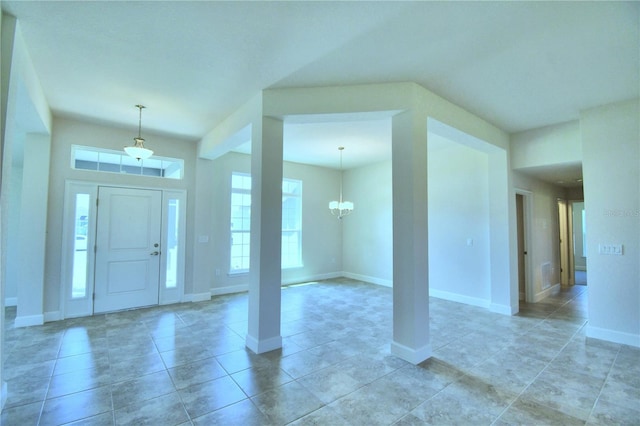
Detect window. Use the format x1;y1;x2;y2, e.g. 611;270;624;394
72;194;90;298
165;199;180;288
230;173;252;272
71;145;183;179
160;190;187;305
282;179;303;268
229;173;303;273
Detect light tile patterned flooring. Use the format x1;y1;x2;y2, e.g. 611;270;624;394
2;278;639;425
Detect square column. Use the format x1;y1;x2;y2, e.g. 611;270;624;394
391;110;431;364
246;116;284;354
16;133;50;327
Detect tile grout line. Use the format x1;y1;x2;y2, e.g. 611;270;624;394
491;290;590;425
37;326;67;426
585;344;622;423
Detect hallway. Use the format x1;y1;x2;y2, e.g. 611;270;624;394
2;279;638;425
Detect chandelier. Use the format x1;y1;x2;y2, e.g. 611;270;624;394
124;104;153;161
329;146;354;219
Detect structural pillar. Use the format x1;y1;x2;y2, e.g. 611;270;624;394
15;133;50;327
390;110;431;364
246;116;284;354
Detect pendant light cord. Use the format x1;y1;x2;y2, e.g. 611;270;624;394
136;104;145;139
339;147;344;203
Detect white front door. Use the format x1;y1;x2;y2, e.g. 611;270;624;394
94;187;162;313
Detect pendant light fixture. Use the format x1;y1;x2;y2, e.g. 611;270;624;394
329;146;354;219
124;104;153;161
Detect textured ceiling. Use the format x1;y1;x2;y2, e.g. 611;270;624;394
3;1;638;179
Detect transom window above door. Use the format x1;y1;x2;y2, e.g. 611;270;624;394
71;145;184;180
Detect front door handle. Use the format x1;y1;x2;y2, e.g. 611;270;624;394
150;251;159;256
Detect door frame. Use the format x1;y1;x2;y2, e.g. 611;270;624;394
568;199;586;286
557;198;570;286
515;189;534;303
567;201;575;286
60;180;187;318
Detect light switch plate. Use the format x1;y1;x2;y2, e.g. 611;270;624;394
598;244;623;255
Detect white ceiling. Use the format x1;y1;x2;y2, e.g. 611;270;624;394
3;1;638;179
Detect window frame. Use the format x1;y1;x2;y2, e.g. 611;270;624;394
228;173;303;274
71;145;184;180
229;173;252;274
281;178;303;269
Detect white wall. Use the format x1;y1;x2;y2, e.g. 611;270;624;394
0;10;6;409
16;133;50;325
199;152;343;295
428;136;491;306
1;14;53;406
342;160;393;286
512;171;565;299
191;157;217;299
4;162;21;303
45;117;197;315
284;160;343;283
582;99;639;346
511;120;581;169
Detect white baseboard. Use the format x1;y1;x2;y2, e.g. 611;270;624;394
211;285;248;296
246;334;282;354
44;311;62;322
390;341;432;365
282;271;341;286
490;303;518;315
209;272;391;297
343;272;392;287
533;283;560;303
14;314;44;328
586;325;640;348
5;297;17;307
429;288;490;309
184;292;211;303
211;272;349;296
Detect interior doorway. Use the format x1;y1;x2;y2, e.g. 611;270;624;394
515;190;532;303
571;200;587;285
557;199;570;286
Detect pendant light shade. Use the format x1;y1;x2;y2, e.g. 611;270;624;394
124;104;153;161
329;146;354;219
